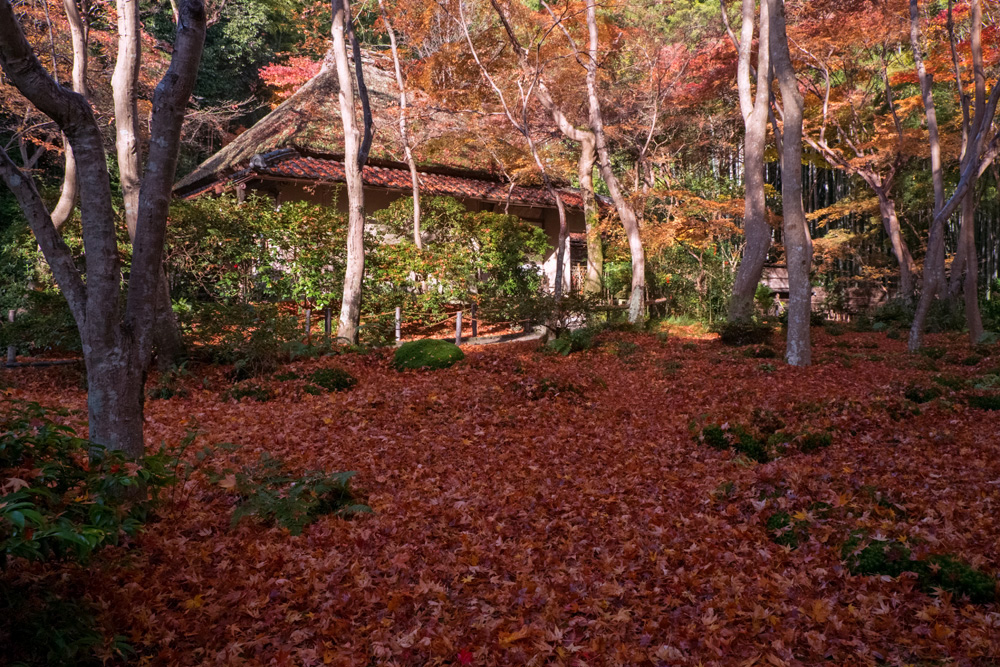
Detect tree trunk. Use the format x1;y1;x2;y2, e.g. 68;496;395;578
728;0;772;323
585;0;644;322
552;191;568;300
0;0;205;457
873;186;915;299
49;0;89;230
961;190;984;342
332;0;368;344
579;138;603;294
769;0;811;366
112;0;141;239
85;347;146;458
378;0;421;249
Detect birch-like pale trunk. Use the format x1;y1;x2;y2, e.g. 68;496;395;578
48;0;89;230
584;0;644;322
112;0;141;238
725;0;772;322
579;137;603;294
0;0;205;457
769;0;811;366
332;0;369;344
378;0;422;248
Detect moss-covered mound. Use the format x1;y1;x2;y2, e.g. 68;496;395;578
393;339;464;371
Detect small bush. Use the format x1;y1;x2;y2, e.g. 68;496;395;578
227;452;371;535
920;346;946;360
904;385;942;404
713;320;773;346
798;431;833;453
765;511;809;549
841;532;915;577
918;554;996;604
545;326;601;356
694;422;769;462
613;340;641;359
961;354;983;366
274;371;300;382
226;382;274;402
932;374;966;390
393;339;464;370
309;367;357;392
824;323;846;336
744;345;777;359
967;393;1000;410
303;384;323;395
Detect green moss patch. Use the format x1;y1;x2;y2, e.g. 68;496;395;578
393;339;465;371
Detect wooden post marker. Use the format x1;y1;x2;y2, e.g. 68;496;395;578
395;307;402;344
455;311;463;345
324;307;332;343
304;308;312;345
471;303;478;338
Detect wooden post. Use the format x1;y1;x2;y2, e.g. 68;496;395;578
471;303;478;338
455;310;463;345
6;310;14;366
395;306;402;344
324;307;332;343
305;308;312;346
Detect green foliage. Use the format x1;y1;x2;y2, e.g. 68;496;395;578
308;367;357;392
228;453;370;535
393;339;464;371
0;400;173;565
765;511;809;549
797;431;833;453
841;532;915;577
841;533;997;603
693;422;769;463
919;554;997;604
824;323;846;336
545;325;601;356
904;384;942;404
185;303;301;379
0;290;81;354
744;344;777;359
967;393;1000;410
920;346;946;360
225;382;275;402
932;374;967;390
713;319;774;346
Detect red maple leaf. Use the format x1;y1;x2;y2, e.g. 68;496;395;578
457;649;474;665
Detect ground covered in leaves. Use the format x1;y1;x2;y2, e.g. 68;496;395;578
4;327;1000;666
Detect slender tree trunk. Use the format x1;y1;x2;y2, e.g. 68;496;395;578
873;186;915;299
377;0;422;249
584;0;643;322
769;0;811;366
728;0;772;322
112;0;141;238
48;0;89;230
552;191;568;299
332;0;368;344
579;138;603;294
960;190;984;341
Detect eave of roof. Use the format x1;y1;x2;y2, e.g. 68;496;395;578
182;150;599;212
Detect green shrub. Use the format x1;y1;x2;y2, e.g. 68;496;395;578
0;290;81;354
824;323;846;336
918;554;996;603
967;393;1000;410
309;367;357;392
613;340;641;359
713;320;773;346
841;532;915;577
147;363;190;401
545;325;601;356
920;346;946;360
765;510;808;549
186;303;301;380
227;453;370;535
798;431;833;453
744;345;777;359
393;339;465;370
933;374;967;390
303;383;323;396
225;382;274;402
961;354;983;366
694;422;769;462
904;385;942;403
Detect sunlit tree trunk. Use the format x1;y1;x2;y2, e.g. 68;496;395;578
332;0;371;343
726;0;772;323
579;138;603;294
769;0;811;366
378;0;422;249
872;185;915;299
49;0;89;230
584;0;644;322
0;0;206;457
